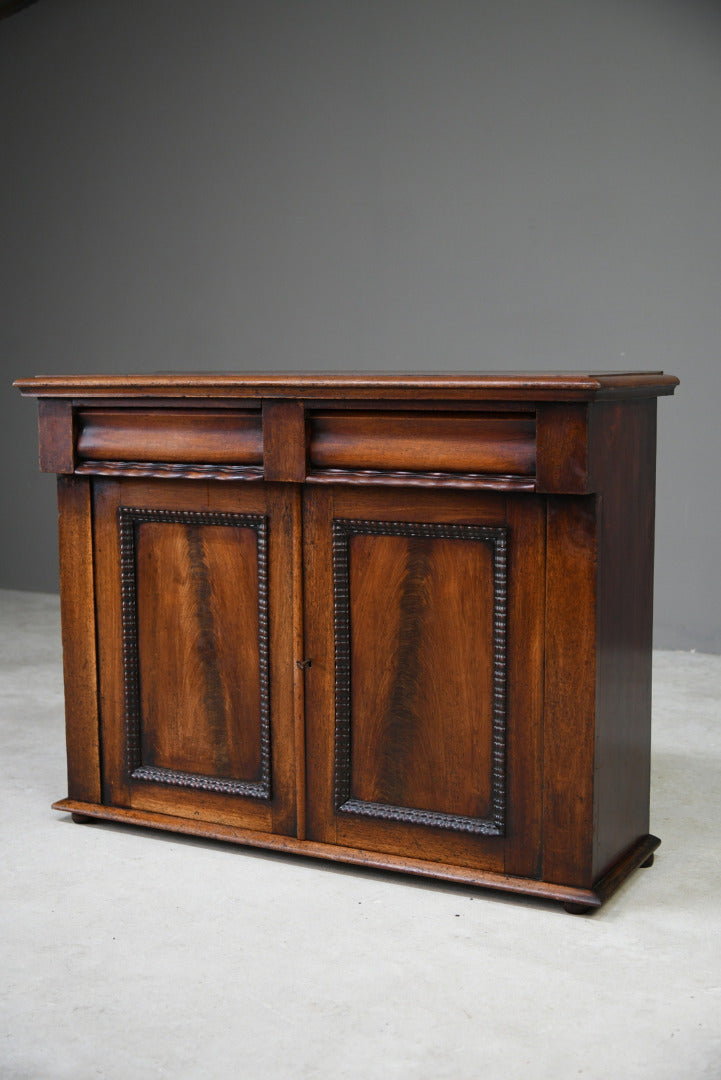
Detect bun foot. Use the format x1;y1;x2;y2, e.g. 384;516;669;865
640;853;655;868
71;812;94;824
563;902;595;915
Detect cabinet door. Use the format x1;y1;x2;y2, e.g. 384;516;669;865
303;485;545;877
93;477;299;836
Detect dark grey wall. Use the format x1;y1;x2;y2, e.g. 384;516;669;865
2;0;719;650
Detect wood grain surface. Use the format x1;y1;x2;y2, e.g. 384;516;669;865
38;400;74;473
589;398;658;880
346;530;494;820
56;476;101;802
543;495;598;888
134;518;263;782
92;478;298;835
18;372;678;910
302;484;543;874
309;411;535;475
59;799;662;911
14;370;680;402
76;408;262;464
262;400;306;481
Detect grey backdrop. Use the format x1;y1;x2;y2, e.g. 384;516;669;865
1;0;719;651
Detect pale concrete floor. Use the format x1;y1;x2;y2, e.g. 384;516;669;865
1;588;720;1080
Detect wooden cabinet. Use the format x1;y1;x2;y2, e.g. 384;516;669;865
15;372;678;912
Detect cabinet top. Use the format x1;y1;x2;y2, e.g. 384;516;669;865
14;370;678;402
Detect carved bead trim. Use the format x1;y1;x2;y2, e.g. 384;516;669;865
118;506;271;799
332;524;352;811
130;765;268;797
339;799;500;835
78;460;264;481
308;467;535;492
332;518;508;838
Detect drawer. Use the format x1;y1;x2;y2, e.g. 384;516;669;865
76;408;263;466
308;411;536;476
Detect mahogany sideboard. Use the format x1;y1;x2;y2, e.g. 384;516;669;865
15;371;678;912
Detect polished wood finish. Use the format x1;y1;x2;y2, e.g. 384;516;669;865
305;467;536;492
76;408;262;465
543;495;598;886
132;516;264;783
92;477;299;834
347;530;495;819
56;476;101;802
16;370;678;912
590;399;658;880
15;371;679;401
38;400;74;473
536;403;590;494
302;485;544;875
52;798;660;913
309;411;535;475
262;400;306;482
289;486;307;839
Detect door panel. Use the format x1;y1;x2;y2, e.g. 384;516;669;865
304;485;544;875
94;478;298;834
127;510;267;791
338;520;503;833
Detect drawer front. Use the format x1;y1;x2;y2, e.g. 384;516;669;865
76;408;263;465
308;411;536;476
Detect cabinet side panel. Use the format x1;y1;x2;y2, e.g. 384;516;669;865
57;475;101;802
544;496;597;888
591;400;657;879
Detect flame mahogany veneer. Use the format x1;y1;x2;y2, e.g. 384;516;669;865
15;371;678;913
